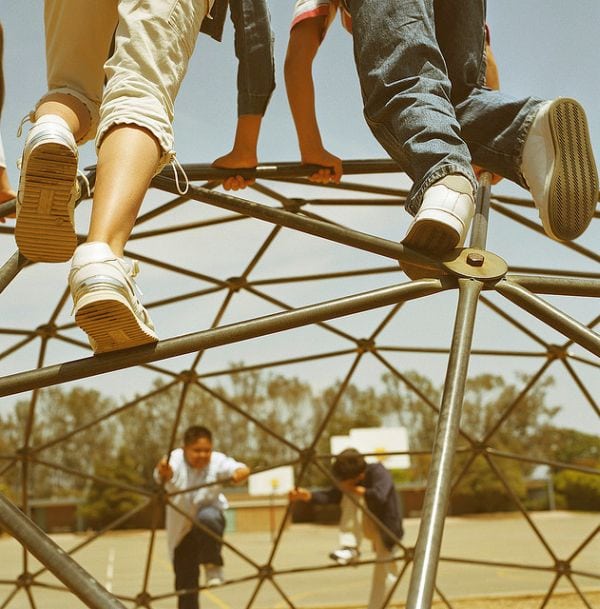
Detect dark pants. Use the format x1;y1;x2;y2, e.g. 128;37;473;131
173;506;225;609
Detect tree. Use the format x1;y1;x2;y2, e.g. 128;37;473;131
79;449;148;529
1;387;118;498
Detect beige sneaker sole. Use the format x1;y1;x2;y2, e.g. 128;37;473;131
545;98;598;241
74;291;158;354
402;218;460;257
15;141;78;262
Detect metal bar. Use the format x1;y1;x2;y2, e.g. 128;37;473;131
508;266;600;280
469;172;492;250
0;276;450;398
568;525;599;563
566;574;594;609
492;202;600;264
243;284;358;344
195;381;301;452
196;348;356;379
0;252;28;296
131;214;245;240
480;359;553;445
251;265;398;286
506;274;600;297
479;294;549;348
373;351;477;445
297;197;408;206
0;493;127;609
406;278;483;609
162;158;405;181
562;359;600;417
487;448;600;477
380;345;547;357
31;499;153;579
564;354;600;369
151;174;440;271
484;454;558;561
268;353;365;566
30;380;179;454
496;279;600;357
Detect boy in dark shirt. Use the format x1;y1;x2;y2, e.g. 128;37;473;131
290;448;403;609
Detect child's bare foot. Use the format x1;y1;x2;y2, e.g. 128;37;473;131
212;150;258;191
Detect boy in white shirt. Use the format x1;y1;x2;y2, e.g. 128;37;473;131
155;426;249;609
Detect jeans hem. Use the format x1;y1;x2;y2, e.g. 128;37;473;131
512;101;543;189
406;164;477;215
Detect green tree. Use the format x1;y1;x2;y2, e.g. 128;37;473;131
79;449;148;529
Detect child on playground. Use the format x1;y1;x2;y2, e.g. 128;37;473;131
204;0;276;192
289;448;404;609
14;1;214;353
285;0;598;255
155;425;250;609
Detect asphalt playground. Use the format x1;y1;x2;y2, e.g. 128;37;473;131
0;511;599;608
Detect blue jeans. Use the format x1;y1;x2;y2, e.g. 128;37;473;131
173;506;225;609
230;0;275;116
346;0;543;215
203;0;275;116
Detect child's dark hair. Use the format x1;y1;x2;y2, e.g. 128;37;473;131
332;448;367;480
183;426;212;445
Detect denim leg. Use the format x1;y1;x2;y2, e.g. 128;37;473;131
173;530;201;609
435;0;544;188
196;506;226;566
230;0;275;116
457;90;543;188
345;0;477;215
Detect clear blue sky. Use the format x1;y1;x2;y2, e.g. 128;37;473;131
0;2;598;435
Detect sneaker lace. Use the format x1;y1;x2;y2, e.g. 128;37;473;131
170;154;189;195
16;112;35;138
126;259;144;298
77;170;91;199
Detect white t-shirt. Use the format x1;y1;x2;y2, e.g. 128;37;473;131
155;448;246;559
291;0;352;37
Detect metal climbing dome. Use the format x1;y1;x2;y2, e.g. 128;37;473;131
0;160;599;609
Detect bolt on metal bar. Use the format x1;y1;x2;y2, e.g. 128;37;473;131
0;277;451;398
406;278;483;609
0;492;127;609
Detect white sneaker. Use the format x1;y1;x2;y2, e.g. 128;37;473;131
402;175;475;256
204;564;224;587
15;114;79;262
521;98;598;241
69;242;158;354
328;547;360;565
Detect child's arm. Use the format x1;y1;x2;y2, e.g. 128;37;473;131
284;17;342;184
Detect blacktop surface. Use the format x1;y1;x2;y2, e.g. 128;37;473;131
0;511;599;608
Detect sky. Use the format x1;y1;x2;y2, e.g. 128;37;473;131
0;1;598;437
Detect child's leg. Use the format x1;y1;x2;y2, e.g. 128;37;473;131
68;0;210;352
15;0;116;261
367;532;397;609
338;494;362;549
196;506;226;567
212;0;275;190
173;530;201;609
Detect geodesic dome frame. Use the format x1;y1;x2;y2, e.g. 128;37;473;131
0;160;599;609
